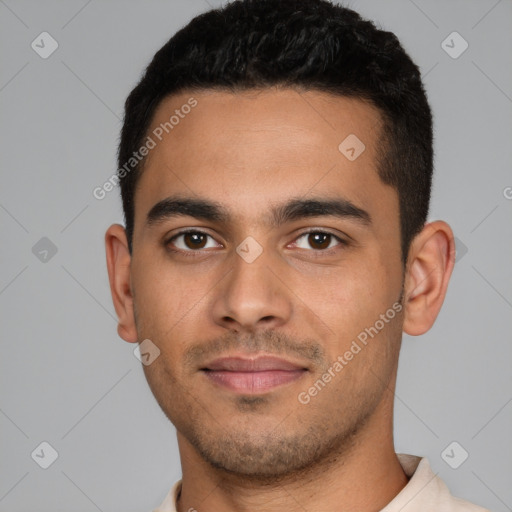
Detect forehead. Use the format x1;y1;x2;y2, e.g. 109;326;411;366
134;88;395;230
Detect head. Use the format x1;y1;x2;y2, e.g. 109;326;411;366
119;0;433;262
106;0;455;480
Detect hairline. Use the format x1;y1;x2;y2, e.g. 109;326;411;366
124;84;403;260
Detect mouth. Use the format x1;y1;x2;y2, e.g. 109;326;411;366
201;355;308;394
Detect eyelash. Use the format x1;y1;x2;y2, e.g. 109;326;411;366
164;228;348;257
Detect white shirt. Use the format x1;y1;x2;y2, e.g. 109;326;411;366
153;453;490;512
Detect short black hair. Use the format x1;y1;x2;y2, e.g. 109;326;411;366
118;0;433;263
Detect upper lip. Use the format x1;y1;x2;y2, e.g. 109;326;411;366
202;355;307;372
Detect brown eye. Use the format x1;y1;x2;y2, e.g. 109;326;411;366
308;232;331;249
167;231;220;251
183;232;207;249
294;231;343;251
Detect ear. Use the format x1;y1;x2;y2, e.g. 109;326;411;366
105;224;138;343
402;221;456;336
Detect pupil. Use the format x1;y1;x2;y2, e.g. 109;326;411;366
185;233;206;249
309;233;330;249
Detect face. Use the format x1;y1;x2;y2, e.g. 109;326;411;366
125;88;406;477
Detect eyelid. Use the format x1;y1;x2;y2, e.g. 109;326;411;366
165;228;223;253
164;227;349;254
289;228;348;250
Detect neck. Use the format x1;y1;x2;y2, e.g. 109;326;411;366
175;394;408;512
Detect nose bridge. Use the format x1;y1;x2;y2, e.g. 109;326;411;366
213;240;292;330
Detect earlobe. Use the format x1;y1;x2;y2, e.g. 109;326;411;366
105;224;138;343
402;221;456;336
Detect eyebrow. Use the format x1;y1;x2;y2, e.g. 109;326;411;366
145;195;371;228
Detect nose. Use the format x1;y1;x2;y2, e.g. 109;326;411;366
211;245;293;332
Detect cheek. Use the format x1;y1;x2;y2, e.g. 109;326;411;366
297;260;401;352
132;255;194;320
130;267;180;353
131;257;215;364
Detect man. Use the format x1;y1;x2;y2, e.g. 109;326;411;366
105;0;489;510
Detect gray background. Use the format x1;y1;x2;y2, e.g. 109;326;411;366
1;0;511;510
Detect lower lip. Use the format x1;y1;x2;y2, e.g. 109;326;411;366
202;369;306;393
